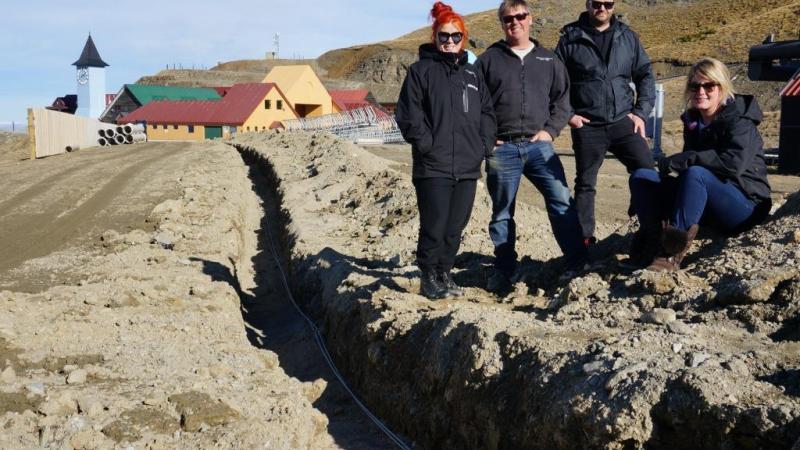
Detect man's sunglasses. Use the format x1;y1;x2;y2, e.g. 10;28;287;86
437;31;464;44
590;1;615;10
688;82;719;92
501;12;529;24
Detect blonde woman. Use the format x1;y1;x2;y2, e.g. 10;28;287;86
627;57;771;271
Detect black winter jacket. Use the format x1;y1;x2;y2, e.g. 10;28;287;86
555;14;655;124
475;39;571;141
395;45;496;180
666;95;771;205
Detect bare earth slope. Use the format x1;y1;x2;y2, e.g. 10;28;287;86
0;142;391;448
233;130;800;450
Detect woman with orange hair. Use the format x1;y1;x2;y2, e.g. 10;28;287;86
396;2;496;299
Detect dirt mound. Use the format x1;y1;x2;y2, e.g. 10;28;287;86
232;130;800;449
0;142;333;448
0;132;29;162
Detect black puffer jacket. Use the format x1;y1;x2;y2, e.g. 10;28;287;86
555;13;655;124
666;94;771;205
475;39;571;141
395;44;496;180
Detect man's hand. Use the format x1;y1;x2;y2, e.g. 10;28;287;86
568;115;590;129
628;113;646;138
531;130;553;142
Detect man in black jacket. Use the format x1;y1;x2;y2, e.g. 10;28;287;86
477;0;587;293
555;0;655;246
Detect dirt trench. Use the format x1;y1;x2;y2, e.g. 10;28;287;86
231;131;800;450
0;141;397;449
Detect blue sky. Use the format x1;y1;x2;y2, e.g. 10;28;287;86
0;0;494;123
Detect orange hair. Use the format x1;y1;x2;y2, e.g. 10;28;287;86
430;2;468;45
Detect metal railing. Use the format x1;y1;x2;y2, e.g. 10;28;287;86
282;105;405;145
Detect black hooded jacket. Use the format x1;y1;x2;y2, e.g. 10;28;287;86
555;13;655;124
666;94;771;205
395;44;496;180
475;39;571;141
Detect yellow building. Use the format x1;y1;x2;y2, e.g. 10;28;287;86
121;83;296;140
262;65;333;117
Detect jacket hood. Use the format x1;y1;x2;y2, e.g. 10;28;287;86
562;12;625;39
683;94;762;127
418;44;468;66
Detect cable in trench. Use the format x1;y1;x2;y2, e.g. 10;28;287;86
237;145;412;450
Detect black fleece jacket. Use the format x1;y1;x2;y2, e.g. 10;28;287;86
475;39;571;141
555;13;655;124
666;94;771;204
395;44;496;180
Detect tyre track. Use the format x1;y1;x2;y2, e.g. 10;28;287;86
0;144;192;274
0;145;164;220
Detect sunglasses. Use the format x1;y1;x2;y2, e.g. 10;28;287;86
437;31;464;44
688;82;719;92
501;12;529;24
590;1;615;10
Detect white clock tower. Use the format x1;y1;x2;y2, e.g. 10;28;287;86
73;34;108;118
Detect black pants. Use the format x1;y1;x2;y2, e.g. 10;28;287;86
413;177;477;273
571;116;653;238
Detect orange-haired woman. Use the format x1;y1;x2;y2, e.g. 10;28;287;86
396;2;496;299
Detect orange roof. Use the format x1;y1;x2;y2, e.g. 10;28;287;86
120;83;294;125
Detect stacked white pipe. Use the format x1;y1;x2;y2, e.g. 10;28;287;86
97;123;147;147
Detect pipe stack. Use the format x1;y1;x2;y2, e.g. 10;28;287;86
97;124;148;147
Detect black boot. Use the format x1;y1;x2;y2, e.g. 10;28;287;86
439;271;464;297
420;270;448;299
626;225;661;269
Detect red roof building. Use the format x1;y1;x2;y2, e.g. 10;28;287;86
120;83;297;140
329;89;376;112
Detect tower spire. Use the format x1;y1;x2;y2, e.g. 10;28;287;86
72;34;108;67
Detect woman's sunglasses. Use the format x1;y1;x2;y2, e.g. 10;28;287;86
437;32;464;44
590;1;615;10
501;12;529;24
688;82;719;92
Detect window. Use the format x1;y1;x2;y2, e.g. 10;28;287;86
246;126;250;131
188;125;194;133
264;99;271;109
163;124;168;130
277;100;283;110
151;124;157;130
173;125;178;130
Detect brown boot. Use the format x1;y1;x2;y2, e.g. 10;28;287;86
647;224;699;272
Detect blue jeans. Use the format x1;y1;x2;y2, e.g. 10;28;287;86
486;140;587;275
629;166;756;232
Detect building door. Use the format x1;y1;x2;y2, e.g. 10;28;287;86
205;126;222;139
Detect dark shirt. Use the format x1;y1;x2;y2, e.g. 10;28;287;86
579;15;614;63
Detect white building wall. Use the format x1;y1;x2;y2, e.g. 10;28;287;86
75;66;106;119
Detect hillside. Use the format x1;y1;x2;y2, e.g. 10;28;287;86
138;0;798;115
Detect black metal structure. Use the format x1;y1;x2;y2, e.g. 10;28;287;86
748;35;800;173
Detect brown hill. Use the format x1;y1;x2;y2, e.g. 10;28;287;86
138;0;798;117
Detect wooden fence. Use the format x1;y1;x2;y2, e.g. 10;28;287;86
27;108;107;159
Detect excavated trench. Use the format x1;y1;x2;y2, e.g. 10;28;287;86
233;135;800;450
234;146;404;449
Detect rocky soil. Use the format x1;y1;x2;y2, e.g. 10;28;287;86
232;130;800;449
0;142;338;449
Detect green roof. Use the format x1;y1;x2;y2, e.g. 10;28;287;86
126;84;221;105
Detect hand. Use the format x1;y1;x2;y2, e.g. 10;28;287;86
627;113;646;138
531;130;553;142
568;115;590;129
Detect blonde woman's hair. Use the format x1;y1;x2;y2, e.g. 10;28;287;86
684;57;736;109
